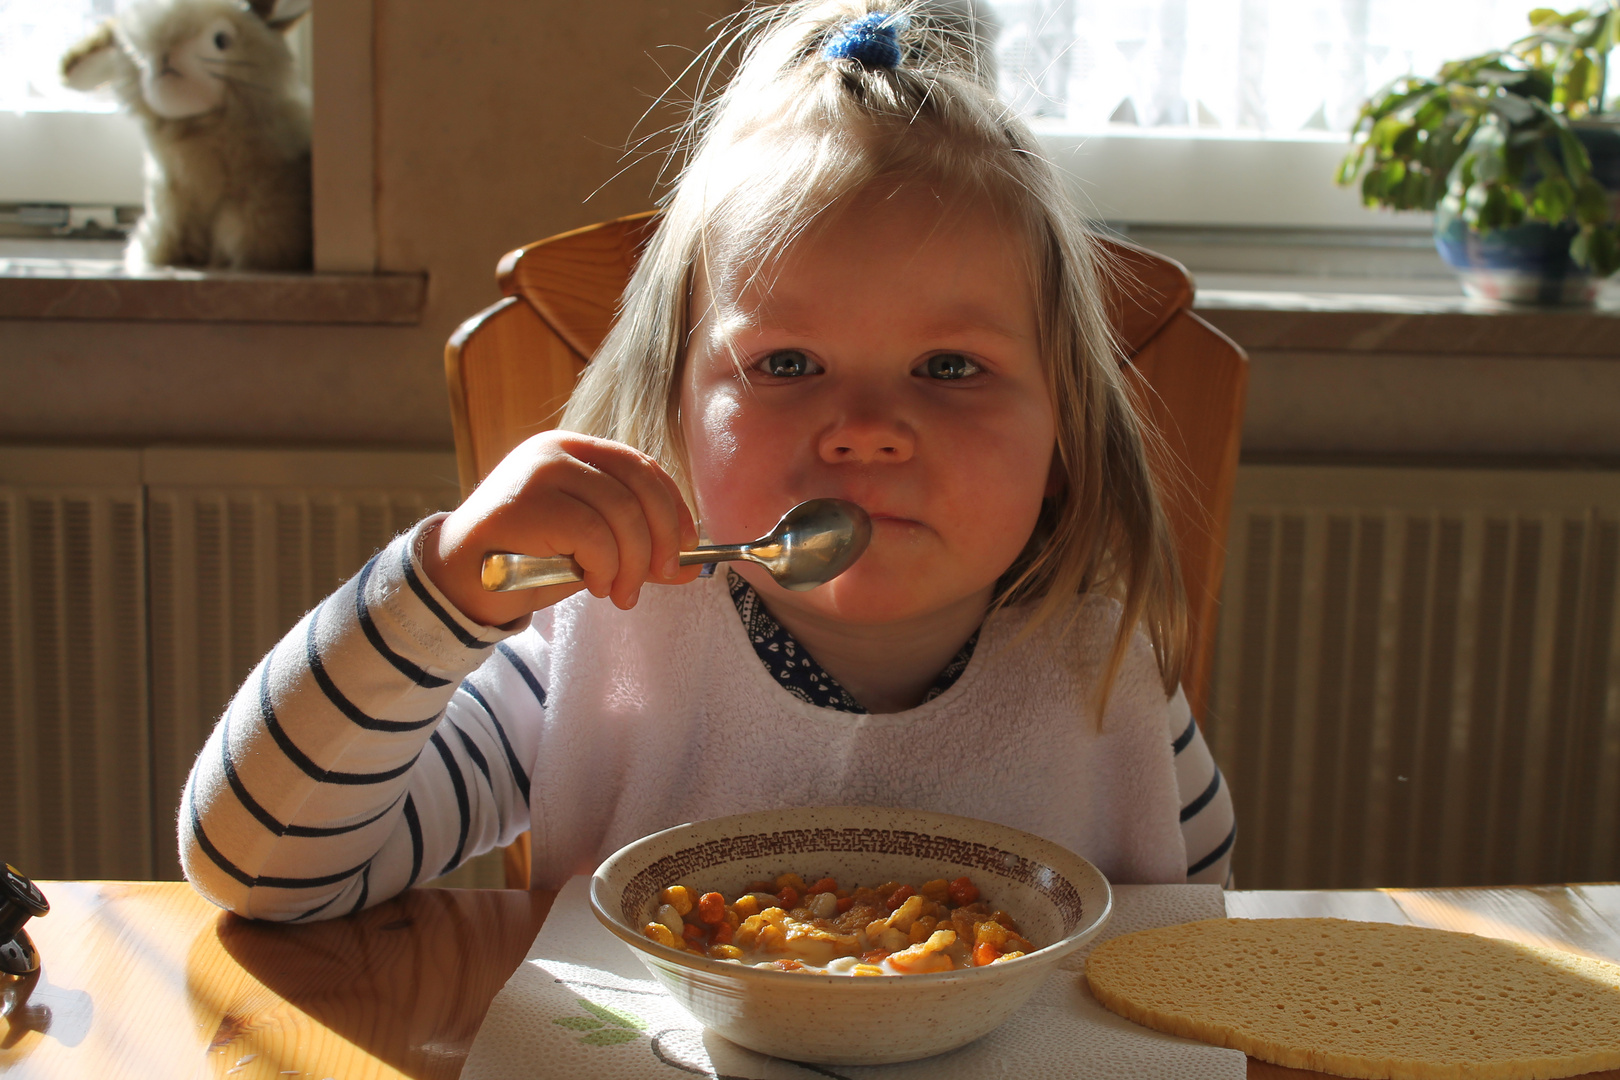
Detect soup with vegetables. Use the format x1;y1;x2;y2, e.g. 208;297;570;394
643;873;1034;975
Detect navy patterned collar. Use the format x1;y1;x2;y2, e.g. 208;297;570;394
726;570;977;713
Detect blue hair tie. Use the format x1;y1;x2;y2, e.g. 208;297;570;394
822;11;910;71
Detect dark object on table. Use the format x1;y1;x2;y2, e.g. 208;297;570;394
0;862;50;975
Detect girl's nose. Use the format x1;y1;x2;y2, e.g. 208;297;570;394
818;414;916;464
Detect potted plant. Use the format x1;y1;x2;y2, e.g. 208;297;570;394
1338;3;1620;304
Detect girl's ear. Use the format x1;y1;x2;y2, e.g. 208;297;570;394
245;0;312;31
61;20;122;92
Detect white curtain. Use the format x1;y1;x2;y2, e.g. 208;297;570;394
1;0;124;112
990;0;1544;135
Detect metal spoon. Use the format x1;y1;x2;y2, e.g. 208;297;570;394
480;498;872;593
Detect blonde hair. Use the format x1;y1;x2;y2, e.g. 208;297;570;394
562;0;1186;701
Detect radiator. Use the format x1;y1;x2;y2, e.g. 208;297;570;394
7;453;1618;892
1;448;463;882
1205;465;1620;890
0;450;149;881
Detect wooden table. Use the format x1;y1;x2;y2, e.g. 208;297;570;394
2;881;1618;1079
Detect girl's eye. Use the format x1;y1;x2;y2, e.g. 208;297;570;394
213;31;230;50
917;353;980;380
756;350;818;377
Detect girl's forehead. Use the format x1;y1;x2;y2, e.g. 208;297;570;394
687;189;1042;356
702;183;1039;307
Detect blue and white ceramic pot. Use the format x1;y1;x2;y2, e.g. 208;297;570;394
1434;119;1620;305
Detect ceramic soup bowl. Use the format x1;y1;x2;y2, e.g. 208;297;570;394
590;805;1112;1065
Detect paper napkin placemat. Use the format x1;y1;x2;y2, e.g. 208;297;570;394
463;876;1247;1080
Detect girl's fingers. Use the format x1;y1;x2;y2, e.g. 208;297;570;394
430;432;701;622
543;489;627;602
562;440;696;587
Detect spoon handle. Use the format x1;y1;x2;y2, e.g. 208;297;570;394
481;545;753;592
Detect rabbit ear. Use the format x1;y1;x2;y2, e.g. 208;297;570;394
61;20;122;91
245;0;311;30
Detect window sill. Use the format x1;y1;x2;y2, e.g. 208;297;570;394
1194;272;1620;358
0;242;425;325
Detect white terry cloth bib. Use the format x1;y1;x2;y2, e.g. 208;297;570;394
503;574;1188;890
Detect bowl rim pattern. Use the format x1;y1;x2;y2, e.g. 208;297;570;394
590;805;1113;985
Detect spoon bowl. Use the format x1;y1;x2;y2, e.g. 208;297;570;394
481;498;872;593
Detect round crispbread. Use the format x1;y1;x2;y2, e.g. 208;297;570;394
1084;918;1620;1080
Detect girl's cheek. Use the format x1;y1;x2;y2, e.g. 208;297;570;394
687;391;747;473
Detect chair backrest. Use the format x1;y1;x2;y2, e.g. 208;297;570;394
446;210;1247;721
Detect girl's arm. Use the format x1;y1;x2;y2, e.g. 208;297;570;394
179;430;698;920
1169;687;1236;886
178;521;530;920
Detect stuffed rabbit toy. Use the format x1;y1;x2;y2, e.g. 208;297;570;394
62;0;312;271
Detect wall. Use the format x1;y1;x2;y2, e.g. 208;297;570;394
0;1;744;448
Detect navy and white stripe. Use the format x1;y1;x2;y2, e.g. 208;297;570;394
179;522;532;922
1169;706;1237;886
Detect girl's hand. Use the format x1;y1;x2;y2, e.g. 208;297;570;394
421;431;701;628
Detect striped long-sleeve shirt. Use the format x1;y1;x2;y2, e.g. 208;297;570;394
180;522;1235;921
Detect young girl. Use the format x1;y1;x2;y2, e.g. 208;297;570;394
180;0;1234;921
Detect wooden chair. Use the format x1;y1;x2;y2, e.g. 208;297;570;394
445;211;1248;889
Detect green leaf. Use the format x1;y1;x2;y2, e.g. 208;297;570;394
1371;116;1411;152
1561;53;1598;111
1575;176;1612;224
1335;152;1362;187
553;1016;604;1030
580;1029;641;1047
1531;174;1576;221
579;1000;648;1031
1528;7;1564;27
1553;121;1594;183
1587;226;1620;276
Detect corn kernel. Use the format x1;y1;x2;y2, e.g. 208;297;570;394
644;922;678;948
852;963;886;976
709;944;743;961
919;878;949;901
975;919;1008;949
733;894;760;918
658;885;695;916
775;872;807;892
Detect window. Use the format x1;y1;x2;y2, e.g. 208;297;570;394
986;0;1562;229
0;0;311;229
0;0;141;211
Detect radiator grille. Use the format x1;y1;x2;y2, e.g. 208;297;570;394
0;452;150;880
1206;466;1620;890
1;448;461;882
9;453;1618;892
146;481;458;880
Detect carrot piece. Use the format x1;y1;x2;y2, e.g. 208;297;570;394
973;941;1000;967
836;896;855;913
808;877;839;894
682;922;705;943
712;920;735;944
948;876;979;906
776;885;800;909
885;885;915;910
697;892;726;924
